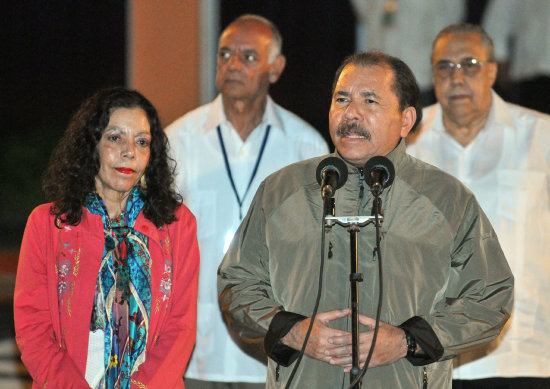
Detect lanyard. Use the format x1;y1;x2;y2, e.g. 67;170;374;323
216;124;271;220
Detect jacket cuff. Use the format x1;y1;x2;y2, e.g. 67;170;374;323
264;311;307;367
399;316;444;366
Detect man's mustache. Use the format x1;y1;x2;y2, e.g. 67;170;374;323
336;122;371;140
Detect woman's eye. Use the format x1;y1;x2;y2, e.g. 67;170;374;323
137;139;150;147
108;135;119;142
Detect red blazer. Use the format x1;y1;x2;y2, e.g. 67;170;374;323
14;203;199;389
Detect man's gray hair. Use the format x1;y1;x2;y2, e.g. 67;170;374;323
432;23;495;62
227;14;283;63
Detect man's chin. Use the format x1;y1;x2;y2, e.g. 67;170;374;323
445;104;474;121
218;80;247;93
220;88;249;100
338;149;370;167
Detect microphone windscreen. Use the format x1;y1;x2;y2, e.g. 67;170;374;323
364;156;395;188
315;157;348;189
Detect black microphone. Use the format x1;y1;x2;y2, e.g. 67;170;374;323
316;157;348;200
364;156;395;196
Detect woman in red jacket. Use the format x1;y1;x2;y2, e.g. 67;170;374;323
14;87;199;389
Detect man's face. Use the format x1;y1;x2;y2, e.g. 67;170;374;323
432;32;497;127
215;21;282;101
329;64;415;166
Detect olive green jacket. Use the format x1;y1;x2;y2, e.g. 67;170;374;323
218;141;513;388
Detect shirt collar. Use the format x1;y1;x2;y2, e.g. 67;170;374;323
489;90;517;131
428;103;446;134
204;94;285;135
203;94;225;132
429;90;517;134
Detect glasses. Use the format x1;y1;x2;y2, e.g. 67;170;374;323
433;57;491;79
218;49;259;66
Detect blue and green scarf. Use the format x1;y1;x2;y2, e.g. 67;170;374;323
86;187;151;389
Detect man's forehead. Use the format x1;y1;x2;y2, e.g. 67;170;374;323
433;33;487;60
336;64;393;88
219;45;259;54
219;21;272;48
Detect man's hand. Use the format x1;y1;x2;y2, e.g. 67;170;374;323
281;309;351;363
325;314;407;371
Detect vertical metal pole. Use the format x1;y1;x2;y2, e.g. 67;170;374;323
349;226;362;388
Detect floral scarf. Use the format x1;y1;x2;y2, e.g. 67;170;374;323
86;188;152;389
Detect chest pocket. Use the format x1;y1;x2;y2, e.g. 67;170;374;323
496;170;547;222
184;190;217;239
496;169;548;338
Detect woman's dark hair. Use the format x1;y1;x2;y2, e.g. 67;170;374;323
331;51;423;133
43;87;182;227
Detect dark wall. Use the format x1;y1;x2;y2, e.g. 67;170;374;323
1;1;126;248
6;1;535;250
2;1;354;250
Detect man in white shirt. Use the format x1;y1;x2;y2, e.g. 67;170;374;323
165;14;328;389
407;23;550;389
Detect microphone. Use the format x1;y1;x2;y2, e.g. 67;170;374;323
364;156;395;196
316;157;348;200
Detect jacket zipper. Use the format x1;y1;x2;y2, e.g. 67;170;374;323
358;167;365;200
422;366;428;389
357;167;365;216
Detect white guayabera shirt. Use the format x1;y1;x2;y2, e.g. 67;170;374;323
407;91;550;379
165;95;328;383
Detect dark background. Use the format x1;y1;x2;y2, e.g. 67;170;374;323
1;0;546;385
1;1;127;249
1;0;538;253
1;1;357;251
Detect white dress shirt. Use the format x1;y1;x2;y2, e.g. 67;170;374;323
407;91;550;379
165;95;329;382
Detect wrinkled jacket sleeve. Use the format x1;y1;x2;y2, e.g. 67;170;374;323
421;197;514;360
218;182;283;348
14;209;91;388
130;206;200;388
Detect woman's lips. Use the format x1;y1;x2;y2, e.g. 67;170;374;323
115;167;135;174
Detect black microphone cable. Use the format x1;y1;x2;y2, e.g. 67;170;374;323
284;198;329;389
348;194;385;389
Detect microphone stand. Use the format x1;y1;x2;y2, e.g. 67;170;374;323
348;187;385;389
324;214;379;389
285;196;334;389
348;223;362;388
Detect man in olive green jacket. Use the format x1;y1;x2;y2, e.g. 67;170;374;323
218;52;513;388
